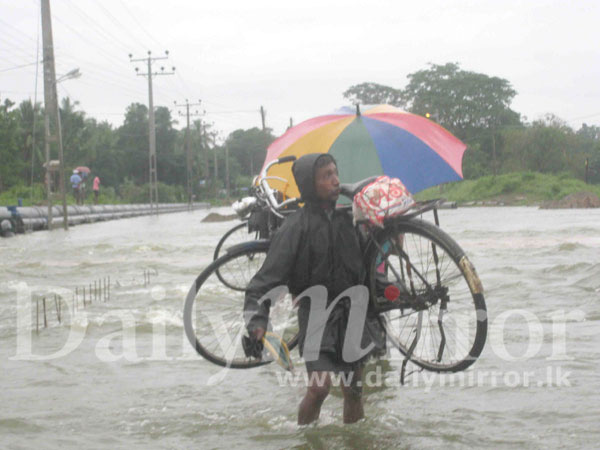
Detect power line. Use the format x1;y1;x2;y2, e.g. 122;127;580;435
0;17;39;45
0;60;43;73
62;0;135;55
51;14;136;72
29;9;41;200
567;112;600;123
92;0;149;51
117;0;164;49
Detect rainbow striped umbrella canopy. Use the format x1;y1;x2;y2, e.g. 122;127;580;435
262;105;467;198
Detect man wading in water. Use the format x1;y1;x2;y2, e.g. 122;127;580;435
244;153;384;425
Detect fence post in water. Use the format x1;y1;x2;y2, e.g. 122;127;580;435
108;276;110;301
36;298;39;333
89;284;92;303
54;294;61;323
42;297;47;328
83;287;86;307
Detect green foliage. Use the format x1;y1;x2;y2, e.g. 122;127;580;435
343;63;600;182
4;67;600;207
226;128;274;177
401;63;520;139
0;183;44;206
343;82;404;107
0;99;28;190
416;172;600;204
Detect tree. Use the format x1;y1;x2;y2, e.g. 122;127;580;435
17;100;45;187
400;63;521;177
154;106;180;185
116;103;149;185
401;63;520;139
226;127;275;177
0;99;25;190
577;123;600;183
342;82;404;107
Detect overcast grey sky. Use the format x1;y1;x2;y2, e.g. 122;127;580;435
2;0;599;139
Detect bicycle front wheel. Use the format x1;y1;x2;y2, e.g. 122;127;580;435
368;218;487;372
184;240;299;369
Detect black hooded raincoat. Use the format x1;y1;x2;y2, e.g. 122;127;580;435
244;154;384;371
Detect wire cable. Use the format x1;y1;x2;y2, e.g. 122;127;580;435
0;61;43;73
30;11;41;200
117;0;165;49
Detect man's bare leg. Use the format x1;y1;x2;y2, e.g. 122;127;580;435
298;371;331;425
341;367;364;424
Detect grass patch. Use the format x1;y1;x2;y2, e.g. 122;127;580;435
415;172;600;205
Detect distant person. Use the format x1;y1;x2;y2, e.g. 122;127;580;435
93;176;100;204
79;171;88;205
70;170;82;204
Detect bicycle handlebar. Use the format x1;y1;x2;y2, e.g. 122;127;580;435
257;156;298;217
276;155;297;164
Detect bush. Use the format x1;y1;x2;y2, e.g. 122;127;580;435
520;172;536;182
415;171;600;204
501;179;521;194
0;183;46;206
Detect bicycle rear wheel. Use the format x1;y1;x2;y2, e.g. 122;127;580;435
213;222;260;290
368;218;487;372
184;240;299;369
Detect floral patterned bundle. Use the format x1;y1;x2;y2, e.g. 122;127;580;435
352;176;415;227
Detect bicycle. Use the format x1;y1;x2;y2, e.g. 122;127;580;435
184;176;487;375
212;156;299;291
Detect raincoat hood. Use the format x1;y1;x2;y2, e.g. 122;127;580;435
291;153;337;203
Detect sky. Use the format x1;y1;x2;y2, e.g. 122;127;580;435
2;0;600;141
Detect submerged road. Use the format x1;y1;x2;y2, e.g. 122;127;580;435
1;206;599;448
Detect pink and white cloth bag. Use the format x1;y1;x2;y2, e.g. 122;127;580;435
352;176;415;227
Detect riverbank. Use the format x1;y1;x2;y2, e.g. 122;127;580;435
415;171;600;207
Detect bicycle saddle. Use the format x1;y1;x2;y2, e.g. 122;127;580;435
340;176;379;199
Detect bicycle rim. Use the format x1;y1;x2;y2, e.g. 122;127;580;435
214;222;260;290
184;241;299;369
369;219;487;372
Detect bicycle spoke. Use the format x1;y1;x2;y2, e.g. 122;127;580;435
371;219;486;372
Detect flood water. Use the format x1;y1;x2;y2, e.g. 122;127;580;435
1;206;599;449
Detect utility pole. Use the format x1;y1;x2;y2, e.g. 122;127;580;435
211;130;218;198
225;141;230;198
41;0;68;230
174;99;203;210
129;51;175;213
585;158;589;184
260;106;266;131
256;106;268;176
202;124;210;194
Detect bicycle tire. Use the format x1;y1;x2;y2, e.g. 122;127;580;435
367;218;487;372
214;221;251;260
214;221;260;290
184;240;299;369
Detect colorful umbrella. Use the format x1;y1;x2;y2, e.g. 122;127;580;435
75;166;91;174
262;105;466;198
